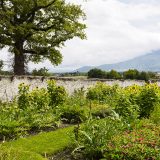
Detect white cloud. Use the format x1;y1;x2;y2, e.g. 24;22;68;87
1;0;160;72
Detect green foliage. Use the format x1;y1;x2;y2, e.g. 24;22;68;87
148;71;156;79
32;67;51;76
123;69;139;79
47;80;67;106
114;87;140;122
0;0;86;74
88;68;122;79
88;68;156;80
123;69;156;81
88;68;107;78
73;118;123;159
114;95;139;122
107;70;122;79
87;82;160;120
59;105;88;124
105;120;160;160
138;84;160;118
0;80;67;140
18;83;30;109
86;82;120;105
150;103;160;124
0;102;28;140
138;71;149;81
68;88;86;107
1;80;160;160
91;104;113;119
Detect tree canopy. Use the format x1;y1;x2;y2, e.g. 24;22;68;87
0;0;86;75
0;60;3;70
87;68;156;80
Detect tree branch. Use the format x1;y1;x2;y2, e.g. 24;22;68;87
35;0;57;10
32;24;56;32
0;0;6;12
26;0;56;23
23;49;48;55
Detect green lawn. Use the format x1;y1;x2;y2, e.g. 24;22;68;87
0;126;74;160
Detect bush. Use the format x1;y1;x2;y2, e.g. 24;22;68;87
59;105;88;124
68;88;86;107
47;80;67;107
1;81;68;139
150;103;160;125
88;68;107;78
17;83;30;109
73;118;123;160
105;121;160;160
138;84;160;118
86;82;120;104
91;104;113;119
114;89;140;122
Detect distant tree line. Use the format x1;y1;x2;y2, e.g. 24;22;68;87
88;68;157;81
0;60;13;75
31;67;52;77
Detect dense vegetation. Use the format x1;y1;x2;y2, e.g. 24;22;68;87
88;68;156;81
1;81;160;159
0;0;86;75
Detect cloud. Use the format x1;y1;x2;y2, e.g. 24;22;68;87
57;0;160;71
1;0;160;72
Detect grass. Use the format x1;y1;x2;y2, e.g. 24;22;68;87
0;126;74;160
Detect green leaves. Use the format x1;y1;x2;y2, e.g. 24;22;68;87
0;0;86;74
73;118;124;159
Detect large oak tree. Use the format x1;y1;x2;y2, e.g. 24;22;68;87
0;0;86;75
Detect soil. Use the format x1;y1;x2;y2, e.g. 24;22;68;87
48;148;85;160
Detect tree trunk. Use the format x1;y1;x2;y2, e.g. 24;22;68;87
13;41;25;75
13;38;25;75
14;53;25;75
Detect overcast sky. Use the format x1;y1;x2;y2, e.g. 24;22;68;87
1;0;160;72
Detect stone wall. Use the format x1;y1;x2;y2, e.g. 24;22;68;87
0;76;148;101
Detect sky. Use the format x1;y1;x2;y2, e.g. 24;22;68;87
1;0;160;72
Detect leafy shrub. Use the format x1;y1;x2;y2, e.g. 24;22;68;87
138;84;160;118
0;102;27;140
47;80;67;107
86;82;120;104
73;118;124;160
59;105;88;124
68;87;86;107
114;91;139;122
150;103;160;125
18;80;67;109
105;121;160;160
28;87;50;110
17;83;30;109
91;104;113;119
0;81;68;140
0;119;28;140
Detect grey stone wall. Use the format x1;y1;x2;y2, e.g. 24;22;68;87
0;76;148;101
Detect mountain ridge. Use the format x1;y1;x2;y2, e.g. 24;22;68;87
76;50;160;72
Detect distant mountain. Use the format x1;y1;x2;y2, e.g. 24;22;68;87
76;50;160;72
